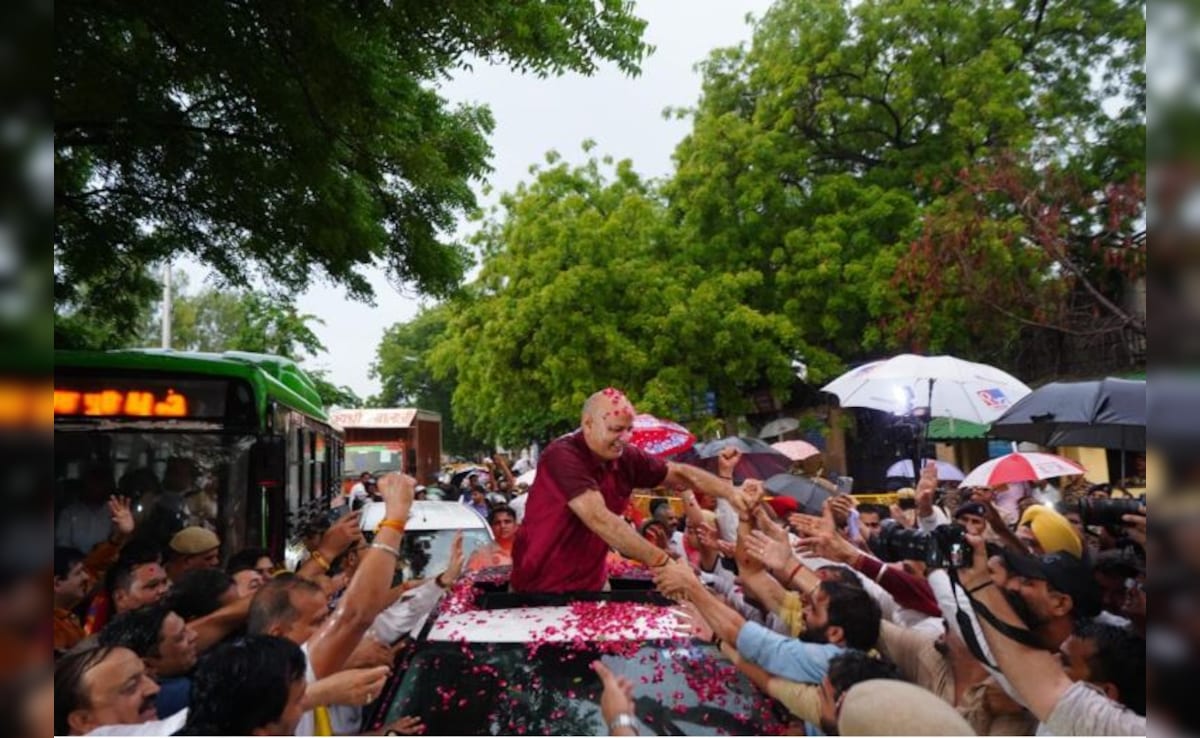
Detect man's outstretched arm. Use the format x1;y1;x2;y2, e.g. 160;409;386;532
569;490;671;566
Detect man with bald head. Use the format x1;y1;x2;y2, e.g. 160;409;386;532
511;388;752;592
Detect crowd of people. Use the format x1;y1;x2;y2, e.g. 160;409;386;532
44;388;1158;737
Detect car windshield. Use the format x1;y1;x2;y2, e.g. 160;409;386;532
375;640;787;736
400;529;493;581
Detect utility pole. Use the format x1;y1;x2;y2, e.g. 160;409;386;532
161;263;172;349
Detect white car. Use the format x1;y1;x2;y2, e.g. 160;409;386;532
361;500;495;582
362;568;788;735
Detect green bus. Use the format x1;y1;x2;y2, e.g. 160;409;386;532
54;349;343;564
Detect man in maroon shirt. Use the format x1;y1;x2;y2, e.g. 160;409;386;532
511;388;752;593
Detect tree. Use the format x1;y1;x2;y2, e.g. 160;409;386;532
884;155;1145;368
139;273;327;359
372;303;489;456
308;370;364;410
426;154;797;446
665;0;1144;376
55;1;652;345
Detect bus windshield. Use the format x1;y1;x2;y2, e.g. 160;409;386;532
55;431;256;555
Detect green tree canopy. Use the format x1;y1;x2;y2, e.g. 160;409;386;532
55;0;651;346
665;0;1144;377
139;273;326;359
372;303;488;456
425;154;796;446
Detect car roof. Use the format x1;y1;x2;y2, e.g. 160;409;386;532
427;599;680;644
360;500;490;532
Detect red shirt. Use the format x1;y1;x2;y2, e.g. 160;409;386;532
510;431;667;593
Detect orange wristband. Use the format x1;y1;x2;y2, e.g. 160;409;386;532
310;551;331;571
378;519;407;533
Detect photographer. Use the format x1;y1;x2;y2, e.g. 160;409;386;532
956;533;1146;735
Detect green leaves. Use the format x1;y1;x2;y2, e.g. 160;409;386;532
398;156;797;446
55;0;651;340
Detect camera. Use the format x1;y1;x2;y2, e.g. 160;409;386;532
869;520;973;569
1073;497;1144;528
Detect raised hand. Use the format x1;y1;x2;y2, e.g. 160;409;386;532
745;530;794;572
322;511;364;555
916;461;938;516
107;495;135;538
694;522;721;555
741;479;766;511
437;531;465;588
828;495;856;528
376;472;416;520
717;447;743;479
788;512;824;537
753;506;789;544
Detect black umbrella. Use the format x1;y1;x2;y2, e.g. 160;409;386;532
682;437;793;483
764;473;832;515
989;378;1145;451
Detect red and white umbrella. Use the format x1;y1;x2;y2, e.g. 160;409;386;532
959;452;1086;489
771;440;821;461
630;414;696;458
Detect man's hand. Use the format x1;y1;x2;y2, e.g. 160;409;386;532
592;660;636;731
107;495;135;538
437;532;465;588
956;533;992;591
788;512;822;537
671;601;715;643
695;522;720;555
1122;506;1147;547
321;511;363;555
741;479;765;511
916;460;938;517
382;716;425;736
753;506;789;544
653;557;701;601
829;495;856;528
344;637;396;671
717;447;742;479
376;472;416;520
744;530;794;572
310;665;391;707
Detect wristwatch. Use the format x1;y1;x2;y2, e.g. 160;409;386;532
609;713;638;735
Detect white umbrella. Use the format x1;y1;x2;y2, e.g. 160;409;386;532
821;354;1031;424
959;452;1086;488
886;458;965;481
759;417;800;439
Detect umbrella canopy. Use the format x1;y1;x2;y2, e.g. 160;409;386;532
989;378;1146;451
821;354;1032;424
686;437;793;483
959;452;1086;488
759;417;800;440
629;414;696;458
886;458;965;482
764;473;832;515
771;440;821;462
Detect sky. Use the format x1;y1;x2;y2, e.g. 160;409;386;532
183;1;777;399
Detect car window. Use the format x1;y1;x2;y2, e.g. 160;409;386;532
401;529;493;581
374;640;787;736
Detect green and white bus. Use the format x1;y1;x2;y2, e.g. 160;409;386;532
54;349;343;563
